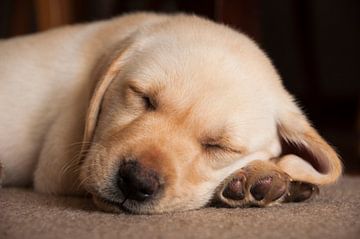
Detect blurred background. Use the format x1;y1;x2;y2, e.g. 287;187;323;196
0;0;359;173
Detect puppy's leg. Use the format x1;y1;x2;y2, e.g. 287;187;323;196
214;160;318;207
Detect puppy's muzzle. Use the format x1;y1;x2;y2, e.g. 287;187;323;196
117;160;161;202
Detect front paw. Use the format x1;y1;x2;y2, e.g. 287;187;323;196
214;160;290;207
214;160;319;208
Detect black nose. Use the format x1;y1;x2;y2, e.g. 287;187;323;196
117;160;160;201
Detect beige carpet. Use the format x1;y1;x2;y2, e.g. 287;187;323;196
1;176;360;239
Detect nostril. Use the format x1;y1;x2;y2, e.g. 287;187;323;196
133;174;160;201
134;186;156;201
139;187;154;197
139;189;151;198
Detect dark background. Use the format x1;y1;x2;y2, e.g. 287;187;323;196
1;0;359;173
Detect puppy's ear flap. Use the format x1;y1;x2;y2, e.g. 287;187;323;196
275;100;342;185
82;42;134;151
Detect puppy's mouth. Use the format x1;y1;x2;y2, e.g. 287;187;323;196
93;194;130;212
92;192;160;214
92;194;140;213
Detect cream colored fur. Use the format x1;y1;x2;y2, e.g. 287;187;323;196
0;13;341;213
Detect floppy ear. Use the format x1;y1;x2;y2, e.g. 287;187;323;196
275;100;342;185
81;41;134;153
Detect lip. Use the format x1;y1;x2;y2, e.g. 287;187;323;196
103;197;126;207
92;194;133;213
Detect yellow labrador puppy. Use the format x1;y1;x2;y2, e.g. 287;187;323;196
0;13;341;214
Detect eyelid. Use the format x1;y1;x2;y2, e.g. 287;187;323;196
202;141;242;154
128;84;144;95
202;142;241;153
128;84;157;110
128;84;155;99
202;142;224;149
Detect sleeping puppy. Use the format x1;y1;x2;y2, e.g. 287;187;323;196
0;13;341;214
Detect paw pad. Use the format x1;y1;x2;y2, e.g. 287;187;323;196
222;174;245;200
250;176;273;201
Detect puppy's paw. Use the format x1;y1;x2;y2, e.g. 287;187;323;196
214;160;319;208
214;160;290;207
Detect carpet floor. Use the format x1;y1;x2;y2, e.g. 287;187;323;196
1;176;359;239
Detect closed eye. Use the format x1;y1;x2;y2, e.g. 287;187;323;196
202;142;226;151
129;85;157;111
201;140;243;155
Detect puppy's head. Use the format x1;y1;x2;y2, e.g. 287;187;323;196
79;15;341;214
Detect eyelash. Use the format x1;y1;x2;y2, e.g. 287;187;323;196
202;143;226;151
129;85;157;111
202;142;242;156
